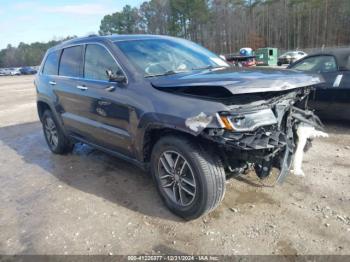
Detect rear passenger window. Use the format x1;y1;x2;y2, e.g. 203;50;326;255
59;45;83;77
84;44;120;81
43;51;60;75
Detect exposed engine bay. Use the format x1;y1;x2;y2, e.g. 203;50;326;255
185;87;324;183
151;68;325;183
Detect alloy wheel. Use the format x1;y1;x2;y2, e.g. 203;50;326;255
157;150;197;207
44;117;58;149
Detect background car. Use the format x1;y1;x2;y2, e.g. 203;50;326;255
1;68;12;76
9;68;21;75
225;55;256;67
288;48;350;121
278;51;307;66
20;66;37;75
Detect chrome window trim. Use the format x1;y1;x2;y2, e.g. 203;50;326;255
40;41;128;84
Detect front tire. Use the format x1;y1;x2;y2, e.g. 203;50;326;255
151;135;226;220
42;110;73;154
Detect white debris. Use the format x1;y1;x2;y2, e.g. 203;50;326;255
337;215;346;223
229;207;238;213
185;112;213;132
292;124;328;176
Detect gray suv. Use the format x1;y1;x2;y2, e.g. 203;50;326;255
35;34;323;219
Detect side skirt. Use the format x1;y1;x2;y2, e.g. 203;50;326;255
70;135;149;171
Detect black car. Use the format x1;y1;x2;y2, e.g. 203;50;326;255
225;55;256;67
20;66;37;75
35;35;323;219
288;49;350;121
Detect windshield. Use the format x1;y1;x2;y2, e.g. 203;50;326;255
115;38;229;77
283;52;298;57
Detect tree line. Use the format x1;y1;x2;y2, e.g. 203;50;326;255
99;0;350;54
0;37;75;68
1;0;350;67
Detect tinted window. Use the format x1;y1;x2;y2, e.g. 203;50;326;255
292;55;337;73
59;45;83;77
84;44;120;81
43;51;60;75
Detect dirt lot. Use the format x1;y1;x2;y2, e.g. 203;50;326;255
0;75;349;255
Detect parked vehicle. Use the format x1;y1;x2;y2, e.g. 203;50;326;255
20;66;37;75
288;49;350;121
36;35;323;219
0;69;6;76
9;68;21;75
225;55;256;67
1;68;11;75
278;51;307;66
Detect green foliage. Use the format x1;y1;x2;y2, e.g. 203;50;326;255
97;0;350;53
1;0;350;67
99;5;140;35
0;37;75;68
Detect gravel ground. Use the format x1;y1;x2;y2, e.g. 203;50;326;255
0;75;349;255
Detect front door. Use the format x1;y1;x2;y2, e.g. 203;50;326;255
77;43;133;157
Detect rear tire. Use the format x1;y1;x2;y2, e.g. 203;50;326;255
151;135;226;220
42;110;73;154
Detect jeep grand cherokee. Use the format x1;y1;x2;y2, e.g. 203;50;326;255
35;35;323;219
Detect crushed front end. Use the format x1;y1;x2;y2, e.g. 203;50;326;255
201;87;324;183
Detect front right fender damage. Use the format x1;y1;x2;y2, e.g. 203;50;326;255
184;87;326;184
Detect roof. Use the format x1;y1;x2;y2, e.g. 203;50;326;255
47;34;177;53
102;34;173;42
312;48;350;70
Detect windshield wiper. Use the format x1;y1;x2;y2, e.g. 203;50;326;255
192;65;227;71
145;70;183;78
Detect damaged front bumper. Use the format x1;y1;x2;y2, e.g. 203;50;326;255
201;89;324;183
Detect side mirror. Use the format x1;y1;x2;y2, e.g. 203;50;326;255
106;70;126;83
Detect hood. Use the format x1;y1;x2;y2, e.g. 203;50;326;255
151;67;324;95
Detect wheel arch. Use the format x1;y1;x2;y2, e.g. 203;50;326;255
142;126;200;164
36;99;68;136
37;100;52;122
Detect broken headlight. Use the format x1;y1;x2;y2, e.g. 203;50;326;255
219;108;278;132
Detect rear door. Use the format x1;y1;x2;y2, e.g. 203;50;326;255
76;43;133;157
54;45;95;139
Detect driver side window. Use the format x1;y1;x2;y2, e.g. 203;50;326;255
84;44;121;81
293;55;337;73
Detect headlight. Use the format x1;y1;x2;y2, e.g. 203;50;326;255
218;109;277;132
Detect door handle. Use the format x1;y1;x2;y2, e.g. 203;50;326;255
105;85;116;92
76;85;88;91
49;81;56;86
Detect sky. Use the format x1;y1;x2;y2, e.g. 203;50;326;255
0;0;145;49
